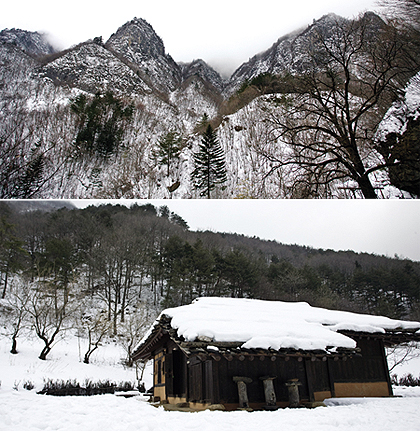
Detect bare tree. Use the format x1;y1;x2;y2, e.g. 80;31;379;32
25;279;74;360
4;281;31;354
387;341;420;372
0;96;76;199
255;14;417;198
0;205;26;298
117;303;155;367
0;108;46;198
92;213;148;334
78;306;112;364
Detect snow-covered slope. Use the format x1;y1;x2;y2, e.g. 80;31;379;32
38;41;152;95
0;12;417;199
0;41;38;93
377;72;420;140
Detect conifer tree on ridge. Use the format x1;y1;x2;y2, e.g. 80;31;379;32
191;124;227;198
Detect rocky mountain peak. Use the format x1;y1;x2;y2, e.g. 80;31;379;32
180;59;225;92
0;28;56;57
106;17;166;60
105;17;181;93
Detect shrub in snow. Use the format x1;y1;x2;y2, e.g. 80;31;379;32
37;378;137;396
392;373;420;387
23;380;35;391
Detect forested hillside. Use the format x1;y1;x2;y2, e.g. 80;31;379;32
1;201;419;360
1;1;419;198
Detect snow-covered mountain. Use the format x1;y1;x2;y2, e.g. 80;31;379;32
180;59;227;93
0;12;418;199
225;12;386;95
105;18;182;94
0;28;56;57
224;14;344;95
0;12;388;98
38;41;153;95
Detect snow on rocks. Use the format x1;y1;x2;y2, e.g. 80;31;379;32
376;71;420;141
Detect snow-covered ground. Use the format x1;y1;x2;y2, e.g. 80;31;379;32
0;389;419;431
0;335;145;392
1;332;419;431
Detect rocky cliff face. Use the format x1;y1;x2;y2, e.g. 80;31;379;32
180;59;226;93
226;12;387;95
0;28;56;57
105;18;182;94
0;41;38;103
225;14;350;94
38;41;152;95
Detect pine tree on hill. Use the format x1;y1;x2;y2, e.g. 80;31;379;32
70;91;134;158
154;131;182;177
191;125;227;198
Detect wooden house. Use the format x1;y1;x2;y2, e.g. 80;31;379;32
132;298;420;411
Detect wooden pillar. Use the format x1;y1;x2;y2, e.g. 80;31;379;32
259;376;278;410
379;339;394;396
285;379;302;408
233;376;252;409
304;359;315;403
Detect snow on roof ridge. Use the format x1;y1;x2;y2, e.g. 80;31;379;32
136;297;420;354
161;297;420;352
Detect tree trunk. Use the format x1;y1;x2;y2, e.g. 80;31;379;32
84;345;99;364
1;270;8;299
10;335;18;354
39;345;51;360
357;175;378;199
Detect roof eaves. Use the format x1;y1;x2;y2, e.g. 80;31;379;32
338;329;420;346
176;340;359;358
131;325;165;361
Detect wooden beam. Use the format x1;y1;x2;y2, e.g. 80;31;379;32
327;358;336;398
379;338;393;396
304;359;315;403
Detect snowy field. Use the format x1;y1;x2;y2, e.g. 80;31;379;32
1;334;420;431
1;389;420;431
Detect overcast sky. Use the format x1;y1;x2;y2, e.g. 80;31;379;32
2;0;378;76
73;200;420;262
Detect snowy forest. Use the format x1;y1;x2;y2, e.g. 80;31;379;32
1;201;419;364
1;0;419;199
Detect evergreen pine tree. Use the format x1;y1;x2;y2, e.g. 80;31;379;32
70;91;134;158
154;131;182;177
191;125;227;198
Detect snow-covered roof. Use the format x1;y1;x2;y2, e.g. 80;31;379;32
136;297;420;355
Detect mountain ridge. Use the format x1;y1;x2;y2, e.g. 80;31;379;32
0;28;56;57
0;12;384;97
105;18;182;93
1;11;418;199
